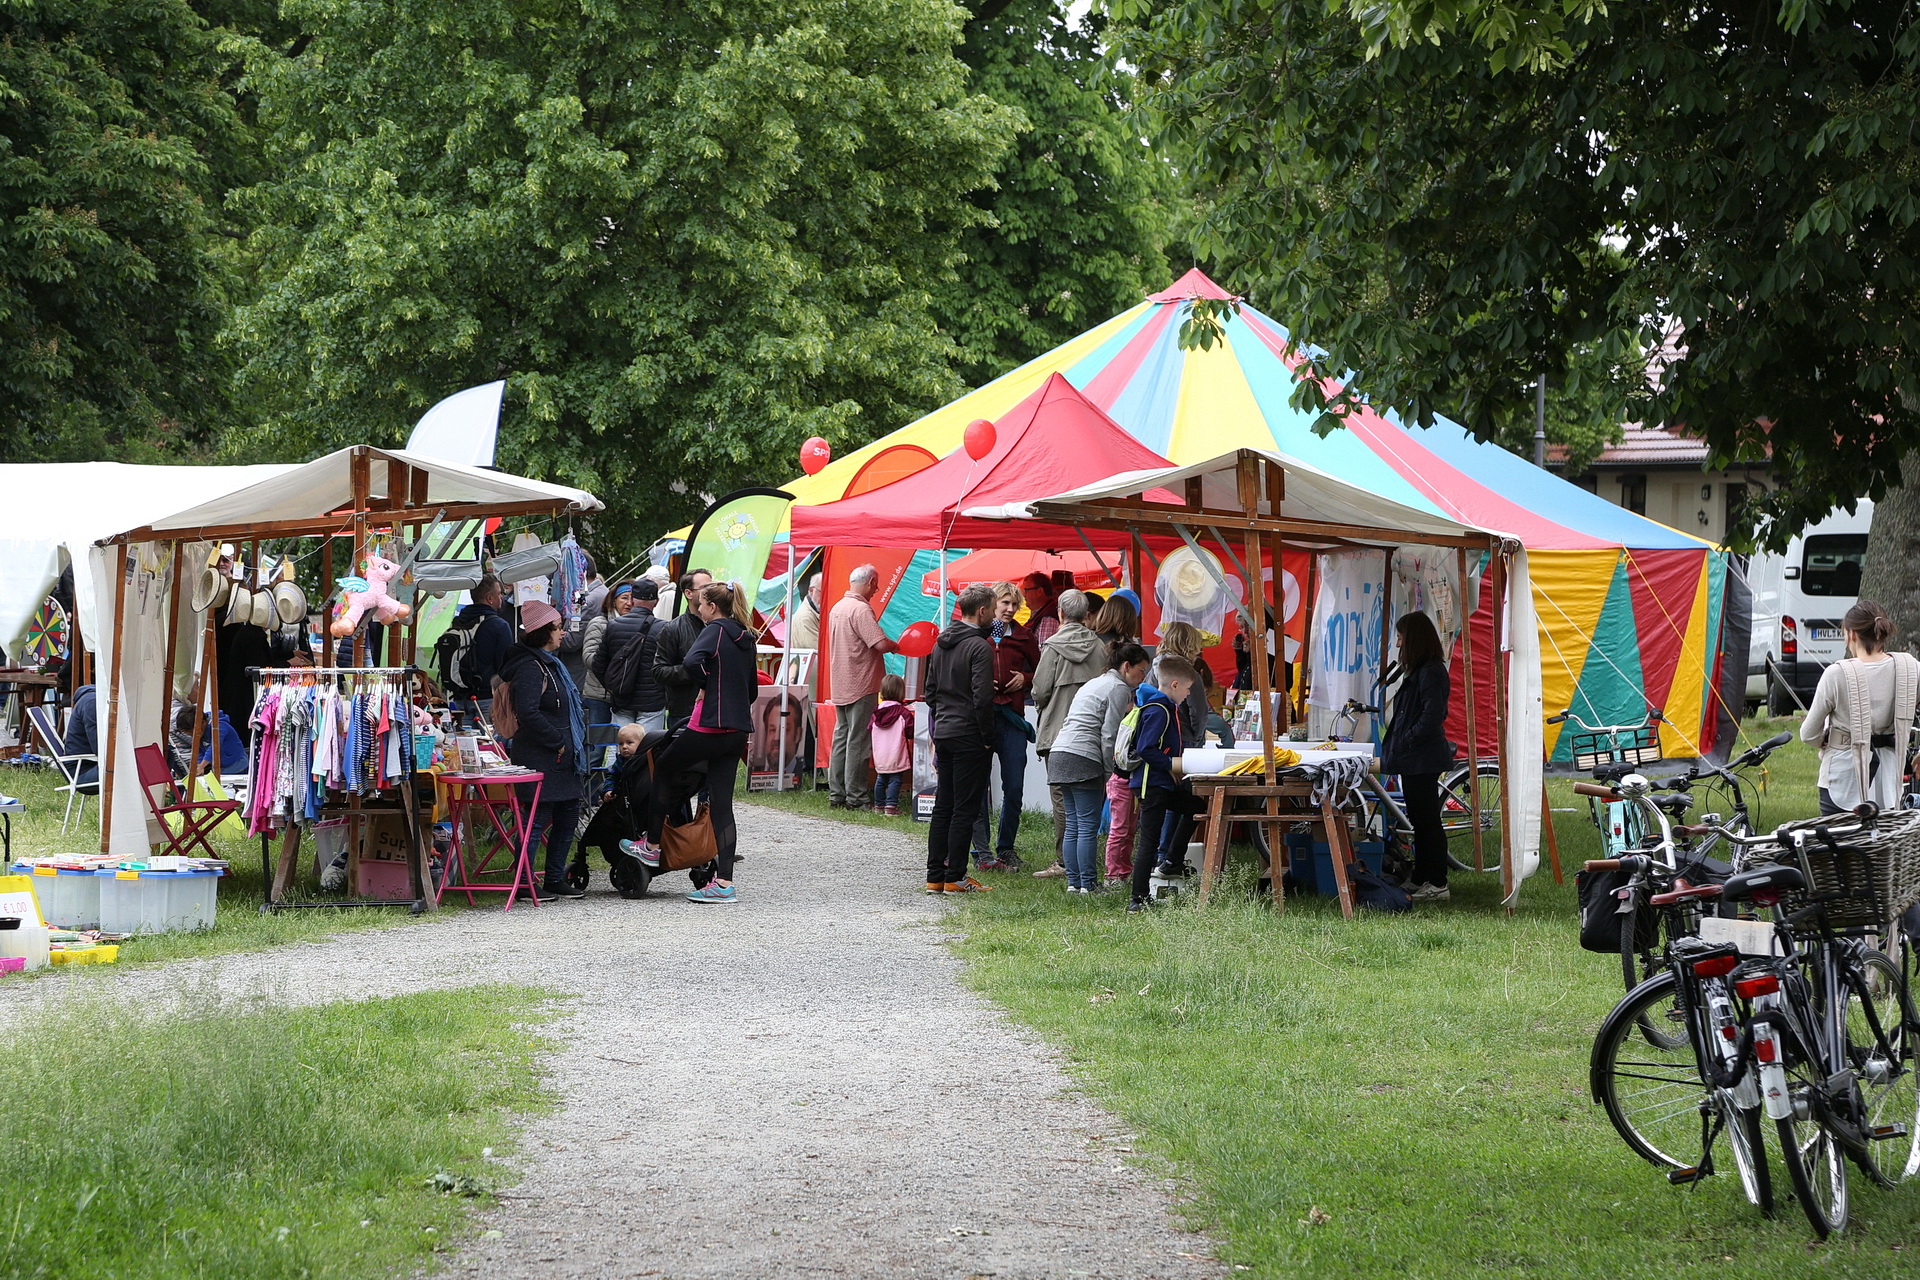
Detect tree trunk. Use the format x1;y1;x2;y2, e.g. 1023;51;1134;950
1857;452;1920;658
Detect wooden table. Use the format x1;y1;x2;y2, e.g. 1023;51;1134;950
0;670;58;761
1188;775;1364;917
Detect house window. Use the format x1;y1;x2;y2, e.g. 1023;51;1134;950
1618;473;1647;515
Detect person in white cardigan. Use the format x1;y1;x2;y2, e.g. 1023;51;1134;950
1799;599;1920;814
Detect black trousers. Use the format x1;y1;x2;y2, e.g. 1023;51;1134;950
526;797;583;886
1403;771;1449;887
1130;782;1203;902
928;738;992;885
648;729;746;880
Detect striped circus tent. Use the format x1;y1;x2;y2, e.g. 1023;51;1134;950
772;269;1736;760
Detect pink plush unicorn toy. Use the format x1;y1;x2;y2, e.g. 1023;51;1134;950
331;553;412;637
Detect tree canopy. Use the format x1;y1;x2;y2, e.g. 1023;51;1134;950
1113;0;1920;546
0;0;245;463
224;0;1021;544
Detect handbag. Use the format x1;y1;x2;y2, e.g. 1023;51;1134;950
660;806;719;871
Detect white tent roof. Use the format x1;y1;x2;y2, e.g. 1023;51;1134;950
0;462;297;655
138;446;601;536
963;447;1508;546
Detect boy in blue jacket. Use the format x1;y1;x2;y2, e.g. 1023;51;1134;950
1128;656;1206;912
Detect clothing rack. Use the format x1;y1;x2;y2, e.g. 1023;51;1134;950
246;664;432;913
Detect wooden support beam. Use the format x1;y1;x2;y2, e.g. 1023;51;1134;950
1027;501;1495;550
108;498;583;545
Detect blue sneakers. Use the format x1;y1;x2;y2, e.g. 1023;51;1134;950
619;837;662;867
686;882;738;904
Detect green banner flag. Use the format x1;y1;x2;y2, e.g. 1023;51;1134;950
679;487;795;615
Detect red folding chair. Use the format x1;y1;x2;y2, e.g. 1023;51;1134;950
135;744;241;858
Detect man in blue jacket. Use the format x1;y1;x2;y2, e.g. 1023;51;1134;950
1128;656;1204;912
446;574;514;715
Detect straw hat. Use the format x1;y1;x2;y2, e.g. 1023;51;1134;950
191;564;231;613
272;579;308;626
223;587;253;627
1159;546;1225;610
248;590;274;629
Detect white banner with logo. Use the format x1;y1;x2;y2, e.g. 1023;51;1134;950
1309;549;1388;719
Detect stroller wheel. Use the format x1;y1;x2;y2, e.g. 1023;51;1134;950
610;858;651;900
688;862;716;891
566;861;590;893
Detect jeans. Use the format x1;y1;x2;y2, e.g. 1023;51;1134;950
829;693;877;805
1104;773;1136;876
524;797;583;887
1403;771;1449;887
647;729;747;881
873;771;907;809
928;738;991;886
970;716;1029;857
1060;780;1106;890
1130;783;1203;903
614;708;667;733
583;697;613;726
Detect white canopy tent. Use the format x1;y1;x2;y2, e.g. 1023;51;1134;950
74;446;602;860
967;446;1545;902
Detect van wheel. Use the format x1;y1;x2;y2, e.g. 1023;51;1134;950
1767;672;1795;717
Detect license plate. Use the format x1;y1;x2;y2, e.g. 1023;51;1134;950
1809;626;1841;640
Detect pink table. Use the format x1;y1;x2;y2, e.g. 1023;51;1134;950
438;771;545;910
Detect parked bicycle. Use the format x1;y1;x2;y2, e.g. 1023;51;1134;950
1329;698;1504;874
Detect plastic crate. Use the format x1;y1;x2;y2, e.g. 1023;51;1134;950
1283;833;1386;897
99;870;219;934
354;856;415;901
11;864;103;930
49;945;118;966
0;956;24;974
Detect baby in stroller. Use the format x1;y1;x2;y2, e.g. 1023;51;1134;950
572;724;712;898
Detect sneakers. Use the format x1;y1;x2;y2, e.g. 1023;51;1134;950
828;798;846;810
619;837;663;868
926;881;948;895
686;882;738;904
1127;898;1150;913
946;876;991;893
882;805;901;817
998;856;1027;873
1153;862;1192;879
541;880;586;899
1410;882;1451;903
1034;862;1067;879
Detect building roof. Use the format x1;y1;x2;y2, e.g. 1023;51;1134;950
1548;424;1769;471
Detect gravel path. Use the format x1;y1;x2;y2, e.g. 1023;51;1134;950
15;805;1224;1279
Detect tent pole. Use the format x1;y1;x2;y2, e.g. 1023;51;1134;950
99;545;129;854
778;541;794;792
351;448;370;669
160;541;185;762
1457;545;1483;872
1490;544;1513;911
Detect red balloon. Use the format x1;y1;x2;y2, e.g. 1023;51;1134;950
963;418;996;461
799;436;832;475
897;620;939;658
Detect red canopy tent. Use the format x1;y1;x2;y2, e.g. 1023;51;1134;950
787;373;1172;551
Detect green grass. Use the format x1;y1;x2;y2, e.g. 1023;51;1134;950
0;983;560;1279
759;718;1920;1274
2;763;431;966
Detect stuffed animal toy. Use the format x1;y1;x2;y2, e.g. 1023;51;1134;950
331;553;413;636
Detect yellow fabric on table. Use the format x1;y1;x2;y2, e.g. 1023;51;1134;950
1220;748;1301;776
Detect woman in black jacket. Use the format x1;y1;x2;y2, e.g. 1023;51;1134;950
639;583;757;903
1380;611;1455;902
499;601;590;898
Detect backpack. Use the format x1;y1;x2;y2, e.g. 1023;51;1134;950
599;617;658;707
488;658;551;744
1112;705;1145;774
1347;862;1412;913
435;616;484;694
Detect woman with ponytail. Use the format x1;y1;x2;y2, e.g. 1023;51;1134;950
1800;599;1920;813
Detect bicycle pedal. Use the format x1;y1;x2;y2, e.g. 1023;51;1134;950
1868;1124;1909;1142
1666;1167;1708;1185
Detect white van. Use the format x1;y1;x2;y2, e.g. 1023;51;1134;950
1746;499;1873;714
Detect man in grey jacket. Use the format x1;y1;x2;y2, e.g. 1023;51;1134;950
651;568;712;727
1029;590;1108;878
924;586;996;893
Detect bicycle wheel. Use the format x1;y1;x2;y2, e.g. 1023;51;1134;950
1591;972;1708;1169
1617;894;1685;1049
1719;1088;1774;1214
1842;949;1920;1186
1442;761;1502;872
1775;1030;1850;1237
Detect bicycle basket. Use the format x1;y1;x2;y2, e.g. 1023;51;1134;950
1569;722;1662;772
1752;808;1920;931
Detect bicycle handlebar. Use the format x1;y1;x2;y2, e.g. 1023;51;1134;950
1573;781;1621;800
1549;707;1666;733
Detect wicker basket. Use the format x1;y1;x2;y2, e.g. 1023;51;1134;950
1569;722;1662;772
1748;809;1920;931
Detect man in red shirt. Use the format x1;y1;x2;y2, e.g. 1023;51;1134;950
826;564;898;808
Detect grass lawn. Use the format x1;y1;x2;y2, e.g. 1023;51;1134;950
0;983;560;1279
1;763;429;967
750;717;1920;1274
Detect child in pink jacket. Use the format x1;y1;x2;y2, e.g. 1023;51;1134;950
869;673;915;816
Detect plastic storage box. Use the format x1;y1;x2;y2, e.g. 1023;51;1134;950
11;864;103;929
98;869;220;934
1282;834;1387;897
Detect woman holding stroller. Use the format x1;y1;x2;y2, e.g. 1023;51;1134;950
639;582;758;903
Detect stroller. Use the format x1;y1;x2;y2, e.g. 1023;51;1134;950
569;726;714;898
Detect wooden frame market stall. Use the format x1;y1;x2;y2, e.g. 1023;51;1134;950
91;445;601;909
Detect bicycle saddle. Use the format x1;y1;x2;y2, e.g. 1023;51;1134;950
1720;864;1806;902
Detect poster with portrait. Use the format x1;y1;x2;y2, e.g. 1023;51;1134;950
747;685;813;790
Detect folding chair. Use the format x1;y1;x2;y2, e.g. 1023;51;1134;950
134;744;241;858
26;704;95;833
